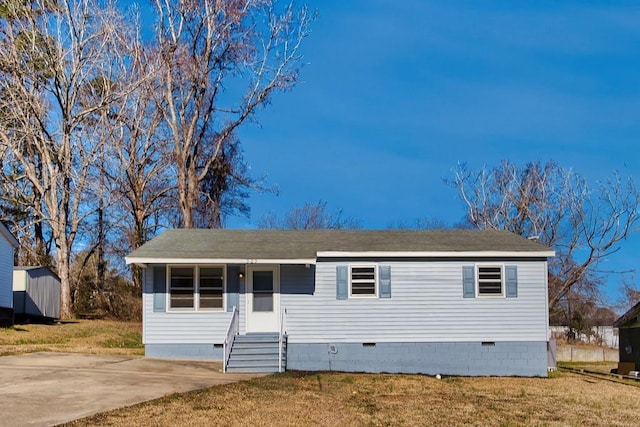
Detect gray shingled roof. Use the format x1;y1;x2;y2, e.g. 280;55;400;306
126;229;553;262
613;300;640;328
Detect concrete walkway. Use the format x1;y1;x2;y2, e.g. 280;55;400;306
0;352;261;426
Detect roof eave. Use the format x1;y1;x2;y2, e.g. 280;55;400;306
316;250;556;258
0;223;19;248
125;257;317;266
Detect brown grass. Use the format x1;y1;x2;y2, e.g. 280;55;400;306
64;370;640;426
559;361;618;375
0;319;143;356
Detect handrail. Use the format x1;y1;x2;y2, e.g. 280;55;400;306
222;306;239;373
278;306;287;373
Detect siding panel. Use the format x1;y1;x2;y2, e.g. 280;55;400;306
282;260;548;343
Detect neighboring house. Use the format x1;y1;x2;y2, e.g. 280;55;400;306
13;267;61;320
126;229;555;376
613;301;640;375
0;222;19;327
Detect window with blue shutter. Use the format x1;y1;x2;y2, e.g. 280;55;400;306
477;266;503;296
349;265;377;296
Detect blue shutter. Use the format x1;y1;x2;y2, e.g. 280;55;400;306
153;266;167;312
336;265;348;300
506;265;518;298
226;266;240;311
463;266;475;298
379;265;391;298
143;268;153;293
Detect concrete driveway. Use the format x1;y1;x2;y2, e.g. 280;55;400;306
0;352;261;426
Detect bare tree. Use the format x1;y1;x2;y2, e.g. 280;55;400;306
0;0;138;318
388;217;471;230
152;0;314;228
617;275;640;312
451;160;640;312
259;200;360;229
197;135;270;228
97;35;174;289
0;1;56;267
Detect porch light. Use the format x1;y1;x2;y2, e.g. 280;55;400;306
238;271;245;280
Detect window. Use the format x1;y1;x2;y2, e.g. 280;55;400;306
252;270;274;312
199;267;224;309
169;267;195;309
350;265;377;296
168;266;225;310
477;265;503;296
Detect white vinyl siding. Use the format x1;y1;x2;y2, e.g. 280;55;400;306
143;261;548;346
281;261;548;344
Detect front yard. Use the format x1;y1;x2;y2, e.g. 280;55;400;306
0;320;143;356
65;369;640;426
2;321;638;425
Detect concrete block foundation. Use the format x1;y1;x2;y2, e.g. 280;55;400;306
286;341;548;377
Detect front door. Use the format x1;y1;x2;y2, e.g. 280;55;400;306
246;265;280;333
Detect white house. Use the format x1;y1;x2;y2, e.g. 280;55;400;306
126;229;554;376
0;222;19;326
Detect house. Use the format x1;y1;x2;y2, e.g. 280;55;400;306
0;222;19;327
13;267;61;320
126;229;555;376
613;301;640;375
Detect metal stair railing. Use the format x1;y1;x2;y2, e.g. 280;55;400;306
223;306;239;373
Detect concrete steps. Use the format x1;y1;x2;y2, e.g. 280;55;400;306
226;333;286;373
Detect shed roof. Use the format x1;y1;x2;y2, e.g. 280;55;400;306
614;301;640;328
126;229;554;264
14;266;60;279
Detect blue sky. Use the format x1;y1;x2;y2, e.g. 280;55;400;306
233;1;640;301
127;1;640;302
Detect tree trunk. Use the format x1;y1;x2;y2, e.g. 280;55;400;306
57;243;73;319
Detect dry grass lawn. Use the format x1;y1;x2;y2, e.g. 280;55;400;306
558;361;618;375
3;323;635;425
64;370;640;426
0;320;143;356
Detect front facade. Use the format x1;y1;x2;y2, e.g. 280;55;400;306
127;229;554;376
0;223;18;326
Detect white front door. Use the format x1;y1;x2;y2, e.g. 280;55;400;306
246;265;280;333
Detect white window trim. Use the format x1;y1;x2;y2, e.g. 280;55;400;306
349;264;378;298
476;263;505;298
166;265;227;312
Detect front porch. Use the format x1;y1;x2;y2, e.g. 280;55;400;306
223;305;288;373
